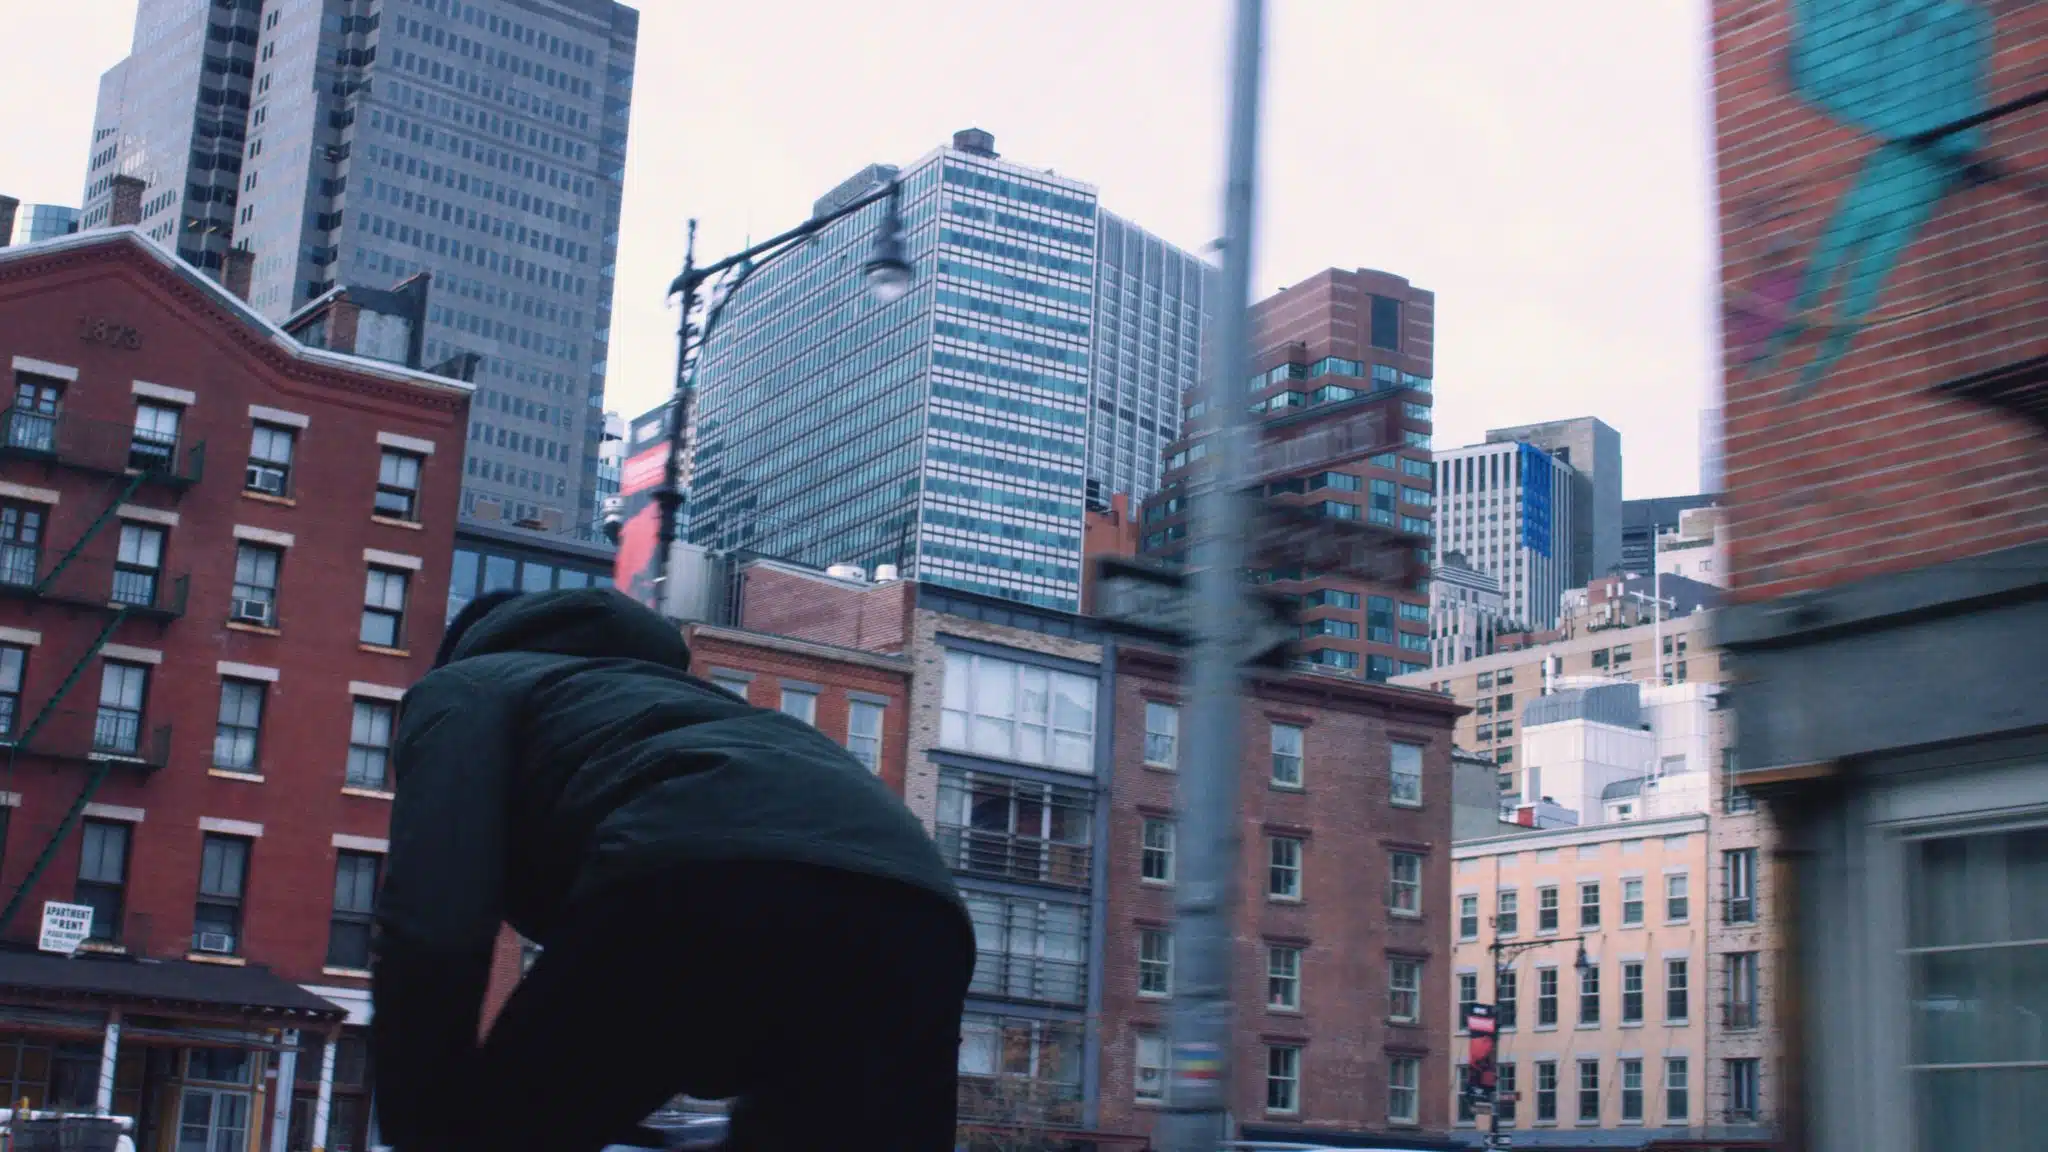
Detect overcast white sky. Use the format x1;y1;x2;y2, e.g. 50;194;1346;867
2;0;1720;499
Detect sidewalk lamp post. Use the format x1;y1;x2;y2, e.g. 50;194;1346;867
1469;934;1591;1149
643;181;912;614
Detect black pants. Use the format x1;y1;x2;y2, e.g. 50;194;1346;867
462;862;973;1152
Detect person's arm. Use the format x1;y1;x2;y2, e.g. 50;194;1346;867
370;667;516;1152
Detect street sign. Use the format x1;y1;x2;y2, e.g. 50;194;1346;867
1092;556;1298;668
38;901;93;955
1249;503;1429;585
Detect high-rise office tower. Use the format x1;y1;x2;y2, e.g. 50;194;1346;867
83;0;638;534
1432;437;1579;630
688;130;1206;611
1485;417;1622;583
1141;267;1439;681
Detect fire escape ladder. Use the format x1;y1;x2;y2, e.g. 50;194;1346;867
8;607;133;755
0;608;134;934
0;757;115;934
33;472;148;596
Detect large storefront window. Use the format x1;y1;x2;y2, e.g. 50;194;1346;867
448;546;611;623
1906;823;2046;1149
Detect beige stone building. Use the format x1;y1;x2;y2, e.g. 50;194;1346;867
1451;814;1727;1144
1392;612;1721;788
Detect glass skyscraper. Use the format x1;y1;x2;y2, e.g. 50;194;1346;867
82;0;637;534
689;130;1204;612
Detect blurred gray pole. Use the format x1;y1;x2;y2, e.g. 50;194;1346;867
1162;2;1264;1152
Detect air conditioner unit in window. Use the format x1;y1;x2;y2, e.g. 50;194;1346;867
245;465;287;496
230;598;275;626
196;932;235;955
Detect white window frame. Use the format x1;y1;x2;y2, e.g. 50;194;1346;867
779;686;818;727
1389;956;1421;1022
1138;928;1173;998
1267;835;1303;901
1134;1033;1167;1102
1390;740;1423;806
846;698;884;772
939;648;1097;774
1269;722;1304;787
1140;817;1175;884
1267;944;1302;1011
1266;1045;1302;1115
1143;701;1177;768
1389;850;1422;915
1388;1054;1420;1124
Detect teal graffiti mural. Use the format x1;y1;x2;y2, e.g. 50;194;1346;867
1754;0;1992;394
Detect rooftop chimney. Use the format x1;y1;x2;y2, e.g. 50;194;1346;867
222;247;255;302
952;128;998;158
108;176;145;228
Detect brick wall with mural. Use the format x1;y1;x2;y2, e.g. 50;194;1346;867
1713;0;2048;603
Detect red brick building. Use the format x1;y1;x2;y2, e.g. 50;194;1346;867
1711;5;2048;1151
683;622;914;795
1097;648;1461;1146
0;229;466;1152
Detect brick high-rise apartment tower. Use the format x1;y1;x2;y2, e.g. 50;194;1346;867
1141;267;1438;681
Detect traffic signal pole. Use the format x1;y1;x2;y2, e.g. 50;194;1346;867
1159;3;1265;1152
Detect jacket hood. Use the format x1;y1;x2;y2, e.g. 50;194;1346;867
446;588;693;670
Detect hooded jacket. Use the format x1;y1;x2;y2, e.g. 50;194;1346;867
370;589;966;1148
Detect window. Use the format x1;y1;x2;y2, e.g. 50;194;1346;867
1143;701;1177;767
231;544;282;626
1535;1060;1558;1122
360;567;409;648
965;893;1086;1005
10;375;62;452
1138;929;1172;996
1725;952;1759;1029
213;680;266;773
1266;1046;1301;1114
1140;818;1175;883
1665;1057;1689;1122
1538;885;1559;931
1537;967;1559;1026
1665;958;1689;1022
1457;972;1478;1026
0;644;23;735
193;835;251;954
1269;722;1303;786
939;650;1096;773
345;699;395;791
75;820;129;943
1578;1059;1601;1122
129;403;181;472
936;769;1093;887
1267;945;1302;1010
1134;1034;1166;1101
1458;893;1478;939
1387;1055;1419;1124
326;852;380;970
1579;964;1601;1025
1497;1062;1519;1124
1389;851;1421;914
1390;741;1422;805
1389;957;1421;1022
112;523;164;607
95;661;148;756
375;450;424;520
1622;877;1645;925
1268;836;1303;901
1620;1058;1644;1122
1725;1058;1759;1122
1498;969;1519;1028
1497;889;1519;935
246;424;295;496
1457;1065;1475;1124
1622;961;1644;1023
710;673;751;700
1724;849;1756;923
846;699;883;772
1666;872;1690;921
779;687;817;726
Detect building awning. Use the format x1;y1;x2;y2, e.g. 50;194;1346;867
0;948;346;1023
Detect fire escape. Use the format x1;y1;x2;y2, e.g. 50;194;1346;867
0;395;202;932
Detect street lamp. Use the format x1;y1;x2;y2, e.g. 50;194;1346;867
646;179;910;615
1472;932;1591;1149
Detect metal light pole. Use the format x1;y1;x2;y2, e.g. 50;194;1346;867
648;182;910;615
1479;936;1590;1149
1162;3;1265;1151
